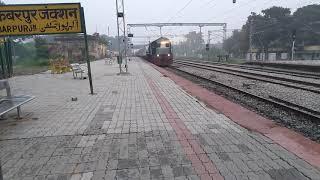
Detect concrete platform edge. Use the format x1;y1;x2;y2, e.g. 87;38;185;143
148;62;320;169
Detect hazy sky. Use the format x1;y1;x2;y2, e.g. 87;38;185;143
3;0;319;43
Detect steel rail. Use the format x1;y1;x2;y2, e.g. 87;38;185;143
174;61;320;94
175;58;320;80
170;66;320;123
175;60;320;87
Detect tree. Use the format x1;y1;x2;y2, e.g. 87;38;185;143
14;42;36;61
262;6;291;19
223;29;249;57
0;1;4;5
251;7;293;53
100;34;121;51
292;4;320;45
223;6;298;58
172;31;205;57
184;31;204;50
34;37;49;59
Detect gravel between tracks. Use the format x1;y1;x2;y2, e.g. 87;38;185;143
175;58;320;77
168;65;320;142
176;61;320;85
178;65;320;112
213;64;320;84
240;65;320;77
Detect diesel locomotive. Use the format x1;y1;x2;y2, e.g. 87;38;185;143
146;37;173;67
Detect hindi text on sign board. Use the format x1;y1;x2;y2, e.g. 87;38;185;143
0;3;82;36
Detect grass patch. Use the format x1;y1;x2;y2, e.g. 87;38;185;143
15;57;49;67
13;66;48;76
13;57;49;76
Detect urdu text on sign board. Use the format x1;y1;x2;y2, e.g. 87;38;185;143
0;3;83;36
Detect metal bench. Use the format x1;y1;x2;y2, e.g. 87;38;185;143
0;80;35;119
105;58;115;65
70;63;87;79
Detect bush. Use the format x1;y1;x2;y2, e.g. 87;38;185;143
14;40;49;67
15;57;49;67
34;37;49;59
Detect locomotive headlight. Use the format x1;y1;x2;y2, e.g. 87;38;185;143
157;54;160;57
168;54;171;57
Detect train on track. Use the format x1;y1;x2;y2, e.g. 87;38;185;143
138;37;173;67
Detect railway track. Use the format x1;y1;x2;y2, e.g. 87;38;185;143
169;65;320;123
174;60;320;94
175;58;320;79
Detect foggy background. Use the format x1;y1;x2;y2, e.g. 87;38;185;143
4;0;318;43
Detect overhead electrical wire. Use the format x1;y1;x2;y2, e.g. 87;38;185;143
213;0;306;23
199;0;217;9
235;0;301;38
221;0;279;22
141;0;317;45
206;0;259;21
222;0;315;38
150;0;222;43
241;0;317;35
167;0;194;22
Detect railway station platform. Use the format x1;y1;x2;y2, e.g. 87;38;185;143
0;57;320;180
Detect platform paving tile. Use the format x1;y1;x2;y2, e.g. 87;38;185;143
0;58;319;179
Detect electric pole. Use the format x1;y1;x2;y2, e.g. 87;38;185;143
207;31;211;61
116;0;128;73
291;30;296;61
159;26;163;37
249;18;254;61
200;26;203;58
223;24;227;42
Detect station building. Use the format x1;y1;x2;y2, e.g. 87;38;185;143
48;33;108;62
247;45;320;61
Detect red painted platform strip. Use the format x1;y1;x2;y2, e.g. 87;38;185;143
149;63;320;169
143;72;224;180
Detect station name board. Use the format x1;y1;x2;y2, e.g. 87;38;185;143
0;3;83;36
